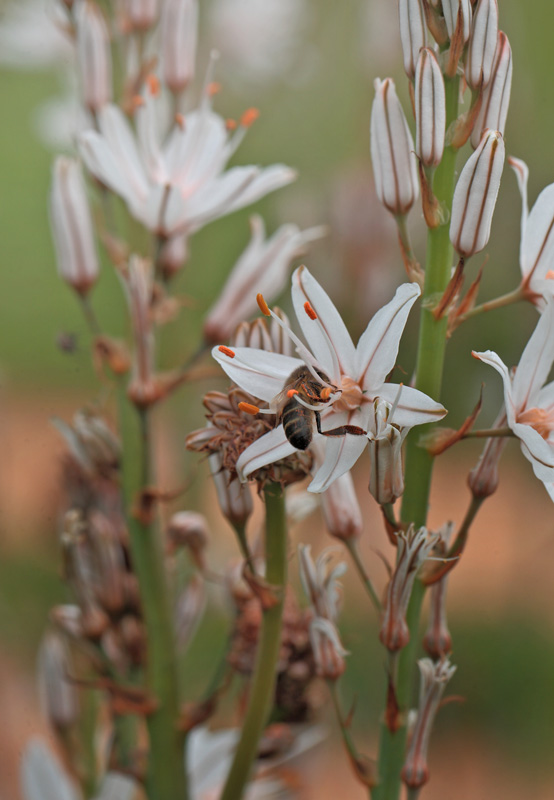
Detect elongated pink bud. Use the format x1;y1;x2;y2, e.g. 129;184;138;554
321;471;363;540
399;0;428;80
450;129;505;257
370;78;419;215
442;0;472;43
161;0;198;94
415;48;445;167
465;0;499;90
124;0;159;32
50;157;99;294
470;31;512;148
75;1;112;112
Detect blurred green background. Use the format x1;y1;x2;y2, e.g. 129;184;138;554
1;0;554;797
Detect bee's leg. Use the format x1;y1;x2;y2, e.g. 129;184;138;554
315;411;366;437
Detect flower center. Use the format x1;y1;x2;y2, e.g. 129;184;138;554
333;376;363;412
518;407;554;440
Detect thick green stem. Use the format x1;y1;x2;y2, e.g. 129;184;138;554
119;394;187;800
372;76;461;800
220;484;288;800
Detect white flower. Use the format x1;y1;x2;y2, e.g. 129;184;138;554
78;76;296;237
213;267;446;492
473;298;554;500
510;156;554;308
204;215;325;343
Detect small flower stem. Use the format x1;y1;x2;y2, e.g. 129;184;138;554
406;787;422;800
344;538;382;613
220;483;288;800
118;392;188;800
462;426;513;439
372;75;461;800
79;294;102;337
458;285;524;322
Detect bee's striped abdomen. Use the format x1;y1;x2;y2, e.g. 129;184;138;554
282;399;313;450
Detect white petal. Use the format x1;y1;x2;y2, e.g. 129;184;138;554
521;183;554;283
212;345;303;401
79;131;141;208
21;739;79;800
377;383;447;426
167;109;228;186
292;266;357;381
225;164;297;211
357;283;421;390
534;380;554;412
182;166;259;230
508;156;529;270
237;426;297;481
97;105;149;199
511;300;554;410
472;349;516;425
308;411;368;493
95;774;139;800
513;422;554;473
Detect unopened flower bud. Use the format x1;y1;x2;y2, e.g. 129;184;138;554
321;471;363;540
37;631;79;731
423;523;453;658
167;511;210;570
75;1;112;113
470;31;512;148
161;0;198;94
50;157;99;295
209;453;253;528
380;526;439;652
450;129;505;257
402;658;457;789
399;0;428;80
124;0;158;32
309;617;348;681
370;78;419;216
158;233;188;280
367;398;406;506
123;256;156;406
465;0;499;91
414;48;445;168
467;411;507;497
442;0;472;43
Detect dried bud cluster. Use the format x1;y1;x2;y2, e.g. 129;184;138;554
228;590;317;722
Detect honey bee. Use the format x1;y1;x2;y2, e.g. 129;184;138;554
276;366;366;450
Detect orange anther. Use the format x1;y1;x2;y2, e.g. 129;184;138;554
304;301;317;320
320;387;332;401
225;118;238;131
146;74;160;96
238;402;260;415
175;113;185;130
256;293;271;317
287;389;299;398
546;270;554;280
208;82;221;97
132;95;145;109
240;108;259;127
218;346;235;358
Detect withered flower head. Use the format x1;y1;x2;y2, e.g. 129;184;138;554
186;313;313;489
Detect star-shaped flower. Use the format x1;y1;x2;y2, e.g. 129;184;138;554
78;74;295;238
213;266;446;492
473;297;554;500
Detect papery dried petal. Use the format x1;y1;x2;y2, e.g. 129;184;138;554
370;78;419;216
37;631;79;730
209;453;253;527
470;31;512;148
75;1;112;113
465;0;499;90
309;617;348;680
415;48;445;168
168;511;210;569
450;129;505;257
467;410;507;497
402;658;457;789
321;470;363;540
50;157;99;294
399;0;428;80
